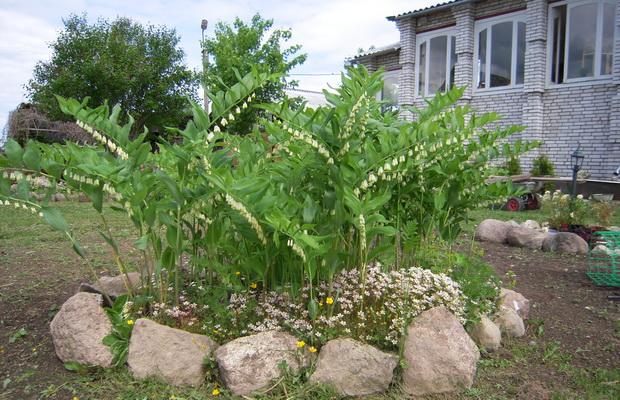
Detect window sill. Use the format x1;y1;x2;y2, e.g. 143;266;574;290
545;77;614;90
473;86;524;96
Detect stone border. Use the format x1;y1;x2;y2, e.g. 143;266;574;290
50;285;530;397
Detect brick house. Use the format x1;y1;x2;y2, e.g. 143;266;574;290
351;0;620;179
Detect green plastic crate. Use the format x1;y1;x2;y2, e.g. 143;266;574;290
587;231;620;287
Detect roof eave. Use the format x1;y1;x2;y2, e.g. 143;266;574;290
386;0;470;22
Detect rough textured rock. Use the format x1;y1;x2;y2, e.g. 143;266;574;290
309;338;398;396
80;272;141;300
495;306;525;338
469;316;501;352
475;219;511;243
402;306;480;396
499;288;530;319
506;226;548;249
507;220;520;227
52;193;67;202
128;319;218;386
50;292;113;367
33;176;51;188
542;232;588;255
521;220;541;230
215;331;308;396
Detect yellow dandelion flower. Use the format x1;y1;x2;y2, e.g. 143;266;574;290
249;282;257;289
72;397;79;400
235;271;241;276
308;346;317;353
212;388;220;396
326;297;334;305
296;340;305;348
127;319;134;326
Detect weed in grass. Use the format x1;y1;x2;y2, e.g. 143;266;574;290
8;327;27;343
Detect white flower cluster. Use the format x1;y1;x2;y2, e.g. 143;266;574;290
216;93;254;130
225;194;267;245
359;150;413;192
238;264;466;348
542;189;570;202
188;201;213;227
358;214;366;251
65;170;100;186
286;238;306;262
0;198;43;217
152;293;199;326
3;171;29;182
102;182;122;201
278;121;334;165
76;120;129;160
340;94;368;141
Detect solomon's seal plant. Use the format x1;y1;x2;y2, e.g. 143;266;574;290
0;66;536;345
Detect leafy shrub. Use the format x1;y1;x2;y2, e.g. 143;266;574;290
503;156;522;176
0;66;535;326
103;295;135;367
531;154;555;176
541;190;589;228
592;200;616;226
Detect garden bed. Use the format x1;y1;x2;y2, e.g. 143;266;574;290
1;204;619;399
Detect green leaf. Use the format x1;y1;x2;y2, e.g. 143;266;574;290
302;195;318;223
72;241;87;259
23;142;41;171
308;298;319;320
41;207;69;232
4;140;23;166
63;361;88;373
134;235;149;251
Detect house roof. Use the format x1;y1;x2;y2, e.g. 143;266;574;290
349;43;400;62
387;0;469;21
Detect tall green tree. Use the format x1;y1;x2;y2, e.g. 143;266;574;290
26;15;199;137
202;13;307;134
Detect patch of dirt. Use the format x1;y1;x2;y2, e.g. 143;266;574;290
480;242;620;370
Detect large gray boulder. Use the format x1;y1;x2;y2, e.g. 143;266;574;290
495;306;525;338
542;232;588;255
402;306;480;396
475;219;511;243
50;292;113;367
80;272;141;303
469;316;501;352
521;220;541;230
499;288;530;319
506;226;548;249
309;338;398;396
215;330;308;396
127;319;218;386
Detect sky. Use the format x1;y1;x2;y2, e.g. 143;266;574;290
0;0;437;139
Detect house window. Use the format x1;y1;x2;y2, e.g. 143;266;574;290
379;70;400;109
549;0;616;84
475;12;526;90
416;29;456;97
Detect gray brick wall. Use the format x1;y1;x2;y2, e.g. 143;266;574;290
416;8;455;32
375;51;401;71
542;84;618;178
475;0;526;19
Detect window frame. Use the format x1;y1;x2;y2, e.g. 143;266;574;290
377;69;400;108
546;0;617;86
473;10;527;92
415;26;457;98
